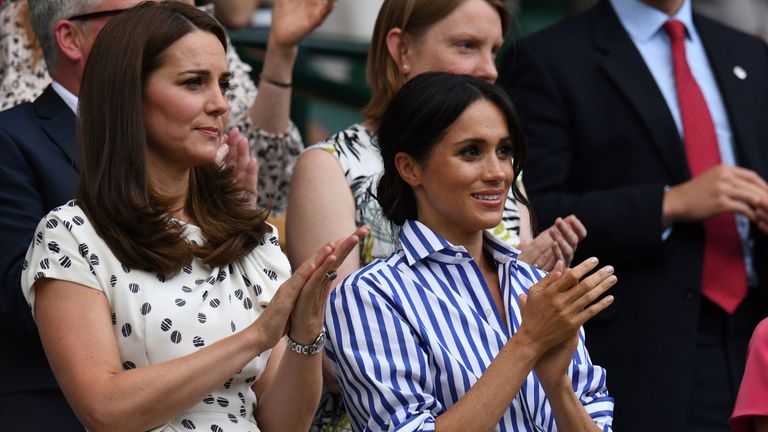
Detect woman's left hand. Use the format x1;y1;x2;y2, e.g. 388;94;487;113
270;0;335;49
518;215;587;271
287;226;369;344
217;127;258;206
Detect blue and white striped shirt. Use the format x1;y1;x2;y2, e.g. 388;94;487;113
326;220;614;431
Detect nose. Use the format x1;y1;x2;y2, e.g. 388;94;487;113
475;51;498;83
206;87;229;118
482;153;508;182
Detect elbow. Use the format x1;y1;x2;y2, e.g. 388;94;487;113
77;404;152;432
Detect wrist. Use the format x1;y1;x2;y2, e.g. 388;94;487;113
506;328;545;365
538;372;571;393
286;329;326;356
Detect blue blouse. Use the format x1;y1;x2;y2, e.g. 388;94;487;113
325;219;614;431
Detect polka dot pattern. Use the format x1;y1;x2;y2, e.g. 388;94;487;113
20;201;288;430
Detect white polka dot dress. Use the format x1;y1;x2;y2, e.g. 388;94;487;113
21;201;291;432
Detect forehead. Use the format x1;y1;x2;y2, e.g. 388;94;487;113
155;30;227;71
445;99;508;138
423;0;502;40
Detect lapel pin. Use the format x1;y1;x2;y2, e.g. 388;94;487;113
733;65;747;80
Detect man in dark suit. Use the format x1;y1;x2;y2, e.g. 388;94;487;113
0;0;135;429
499;0;768;430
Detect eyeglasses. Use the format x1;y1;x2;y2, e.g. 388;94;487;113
67;8;126;22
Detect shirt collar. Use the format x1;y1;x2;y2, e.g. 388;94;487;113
398;219;519;266
610;0;694;43
51;81;79;115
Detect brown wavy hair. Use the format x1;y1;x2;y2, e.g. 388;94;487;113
363;0;510;121
77;1;271;276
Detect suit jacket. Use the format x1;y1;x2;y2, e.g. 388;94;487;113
0;85;83;429
499;1;768;429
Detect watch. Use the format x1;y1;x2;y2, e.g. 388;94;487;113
285;329;326;355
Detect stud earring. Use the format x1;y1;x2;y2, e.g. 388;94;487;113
403;64;410;73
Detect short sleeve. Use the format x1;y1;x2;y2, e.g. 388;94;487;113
238;224;291;308
21;208;102;317
730;318;768;432
325;272;440;431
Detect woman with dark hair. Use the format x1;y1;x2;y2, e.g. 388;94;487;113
19;2;365;431
326;72;615;431
288;0;588;291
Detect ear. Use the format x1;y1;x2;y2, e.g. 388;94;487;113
54;19;86;63
385;27;413;76
394;152;422;187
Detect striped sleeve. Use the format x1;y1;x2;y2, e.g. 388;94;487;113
326;268;439;431
571;328;614;431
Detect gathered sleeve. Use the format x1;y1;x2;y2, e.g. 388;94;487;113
224;38;302;213
568;328;615;431
325;271;441;431
21;206;103;316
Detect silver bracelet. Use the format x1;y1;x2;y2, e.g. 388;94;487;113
285;329;326;355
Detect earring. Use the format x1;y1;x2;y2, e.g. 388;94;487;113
403;64;410;73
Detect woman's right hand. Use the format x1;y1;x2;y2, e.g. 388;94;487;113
516;258;616;361
248;226;369;352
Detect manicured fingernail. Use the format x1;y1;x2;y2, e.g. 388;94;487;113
606;295;614;303
588;257;598;264
604;265;614;274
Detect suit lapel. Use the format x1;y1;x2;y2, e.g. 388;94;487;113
592;1;691;183
34;86;80;173
695;16;767;177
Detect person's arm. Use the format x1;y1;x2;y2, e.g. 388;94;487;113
252;226;368;432
327;258;615;431
250;0;334;135
214;0;259;29
287;148;361;284
31;222;358;432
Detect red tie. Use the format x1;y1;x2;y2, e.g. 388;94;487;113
663;20;747;314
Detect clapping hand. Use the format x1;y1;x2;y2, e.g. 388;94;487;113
518;215;587;270
517;258;616;386
250;226;369;351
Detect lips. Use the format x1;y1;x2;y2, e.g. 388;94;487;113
470;190;505;207
195;127;220;139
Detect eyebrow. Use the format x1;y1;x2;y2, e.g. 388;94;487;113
179;69;232;79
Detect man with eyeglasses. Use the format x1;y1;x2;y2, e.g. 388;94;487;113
0;1;137;429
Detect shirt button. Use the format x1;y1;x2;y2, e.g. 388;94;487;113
484;308;493;317
454;252;463;259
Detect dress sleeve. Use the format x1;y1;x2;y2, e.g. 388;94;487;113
730;318;768;432
568;328;615;431
223;38;302;213
21;208;102;318
325;272;440;432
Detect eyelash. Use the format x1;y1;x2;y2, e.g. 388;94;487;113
182;77;231;94
458;144;513;159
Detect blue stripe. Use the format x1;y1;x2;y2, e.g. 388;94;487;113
326;220;614;430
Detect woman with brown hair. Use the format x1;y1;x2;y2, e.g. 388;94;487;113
19;2;365;431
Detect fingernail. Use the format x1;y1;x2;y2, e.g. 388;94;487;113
588;257;598;264
609;275;617;283
604;265;614;274
606;295;614;303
